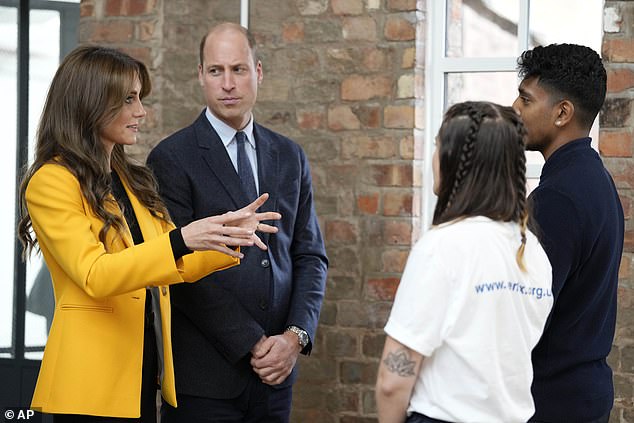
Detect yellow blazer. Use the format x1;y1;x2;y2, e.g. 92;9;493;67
26;163;239;418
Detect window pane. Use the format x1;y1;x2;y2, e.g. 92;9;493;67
24;9;61;360
528;0;602;52
0;5;17;359
445;71;519;108
446;0;519;58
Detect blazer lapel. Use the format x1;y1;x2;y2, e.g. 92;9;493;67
105;193;134;250
253;123;279;245
120;181;167;384
193;112;248;209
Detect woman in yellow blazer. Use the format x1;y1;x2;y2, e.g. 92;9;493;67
17;46;280;422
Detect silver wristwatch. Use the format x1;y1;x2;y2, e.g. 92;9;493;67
285;325;309;348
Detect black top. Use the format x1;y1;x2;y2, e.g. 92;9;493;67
529;138;624;421
110;171;192;326
110;171;191;259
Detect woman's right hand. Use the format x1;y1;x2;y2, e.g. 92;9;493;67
180;193;281;258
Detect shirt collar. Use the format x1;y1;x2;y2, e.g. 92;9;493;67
205;108;255;149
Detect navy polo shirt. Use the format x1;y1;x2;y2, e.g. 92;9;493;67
529;138;624;421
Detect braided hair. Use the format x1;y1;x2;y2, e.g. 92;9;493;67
432;101;530;271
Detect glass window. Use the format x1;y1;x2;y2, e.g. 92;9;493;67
423;0;603;228
446;71;520;107
446;0;519;58
528;0;603;49
24;8;61;360
0;0;78;362
0;5;17;359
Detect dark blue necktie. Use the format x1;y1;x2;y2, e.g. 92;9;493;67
236;131;258;203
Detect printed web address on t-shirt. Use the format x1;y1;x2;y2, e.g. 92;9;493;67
474;281;552;299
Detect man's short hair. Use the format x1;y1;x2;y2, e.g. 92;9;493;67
517;43;606;129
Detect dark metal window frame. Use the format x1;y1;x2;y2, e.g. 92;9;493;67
0;0;79;359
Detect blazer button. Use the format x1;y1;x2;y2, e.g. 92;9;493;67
260;258;270;268
259;300;267;310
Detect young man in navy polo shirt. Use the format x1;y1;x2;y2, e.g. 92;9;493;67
513;43;624;423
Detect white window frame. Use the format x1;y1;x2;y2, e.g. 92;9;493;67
423;0;537;228
240;0;249;28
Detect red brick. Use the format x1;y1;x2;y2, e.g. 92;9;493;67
342;135;397;159
384;15;416;41
369;163;413;186
357;193;380;214
138;19;157;41
402;47;415;68
342;75;392;101
624;229;634;253
282;22;305;43
327;389;360;413
366;277;400;300
608;68;634;93
384;105;414;128
400;134;421;160
327;164;360;188
603;38;634;63
342;17;377;41
328;105;361;131
383;220;413;245
609;160;634;189
381;249;409;272
354;105;381;128
619;254;631;279
128;0;154;15
601;97;633;128
383;191;413;216
80;1;95;17
340;361;378;384
297;108;324;130
363;49;388;71
326;220;358;244
387;0;417;11
618;286;633;308
120;47;151;66
88;21;134;43
291;409;334;422
105;0;153;16
104;0;124;16
600;131;633;157
620;193;632;220
332;0;364;15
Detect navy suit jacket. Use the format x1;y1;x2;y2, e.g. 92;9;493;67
147;111;328;398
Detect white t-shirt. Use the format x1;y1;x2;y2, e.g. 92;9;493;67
385;216;553;423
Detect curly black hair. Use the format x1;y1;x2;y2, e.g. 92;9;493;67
517;43;606;129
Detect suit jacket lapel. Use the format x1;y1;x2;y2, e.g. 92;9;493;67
193;112;248;209
253;123;279;245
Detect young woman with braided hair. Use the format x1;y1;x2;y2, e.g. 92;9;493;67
376;101;553;423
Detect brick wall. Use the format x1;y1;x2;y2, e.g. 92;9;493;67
602;2;634;422
79;0;634;421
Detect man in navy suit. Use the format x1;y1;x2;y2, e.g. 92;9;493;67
147;22;328;422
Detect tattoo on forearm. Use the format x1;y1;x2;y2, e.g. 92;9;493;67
383;348;416;377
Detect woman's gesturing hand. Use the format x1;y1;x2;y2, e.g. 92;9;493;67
181;193;281;258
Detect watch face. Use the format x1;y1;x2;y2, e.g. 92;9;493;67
288;326;308;347
298;331;308;346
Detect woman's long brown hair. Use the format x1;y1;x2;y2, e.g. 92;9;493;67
432;101;530;270
18;45;170;257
